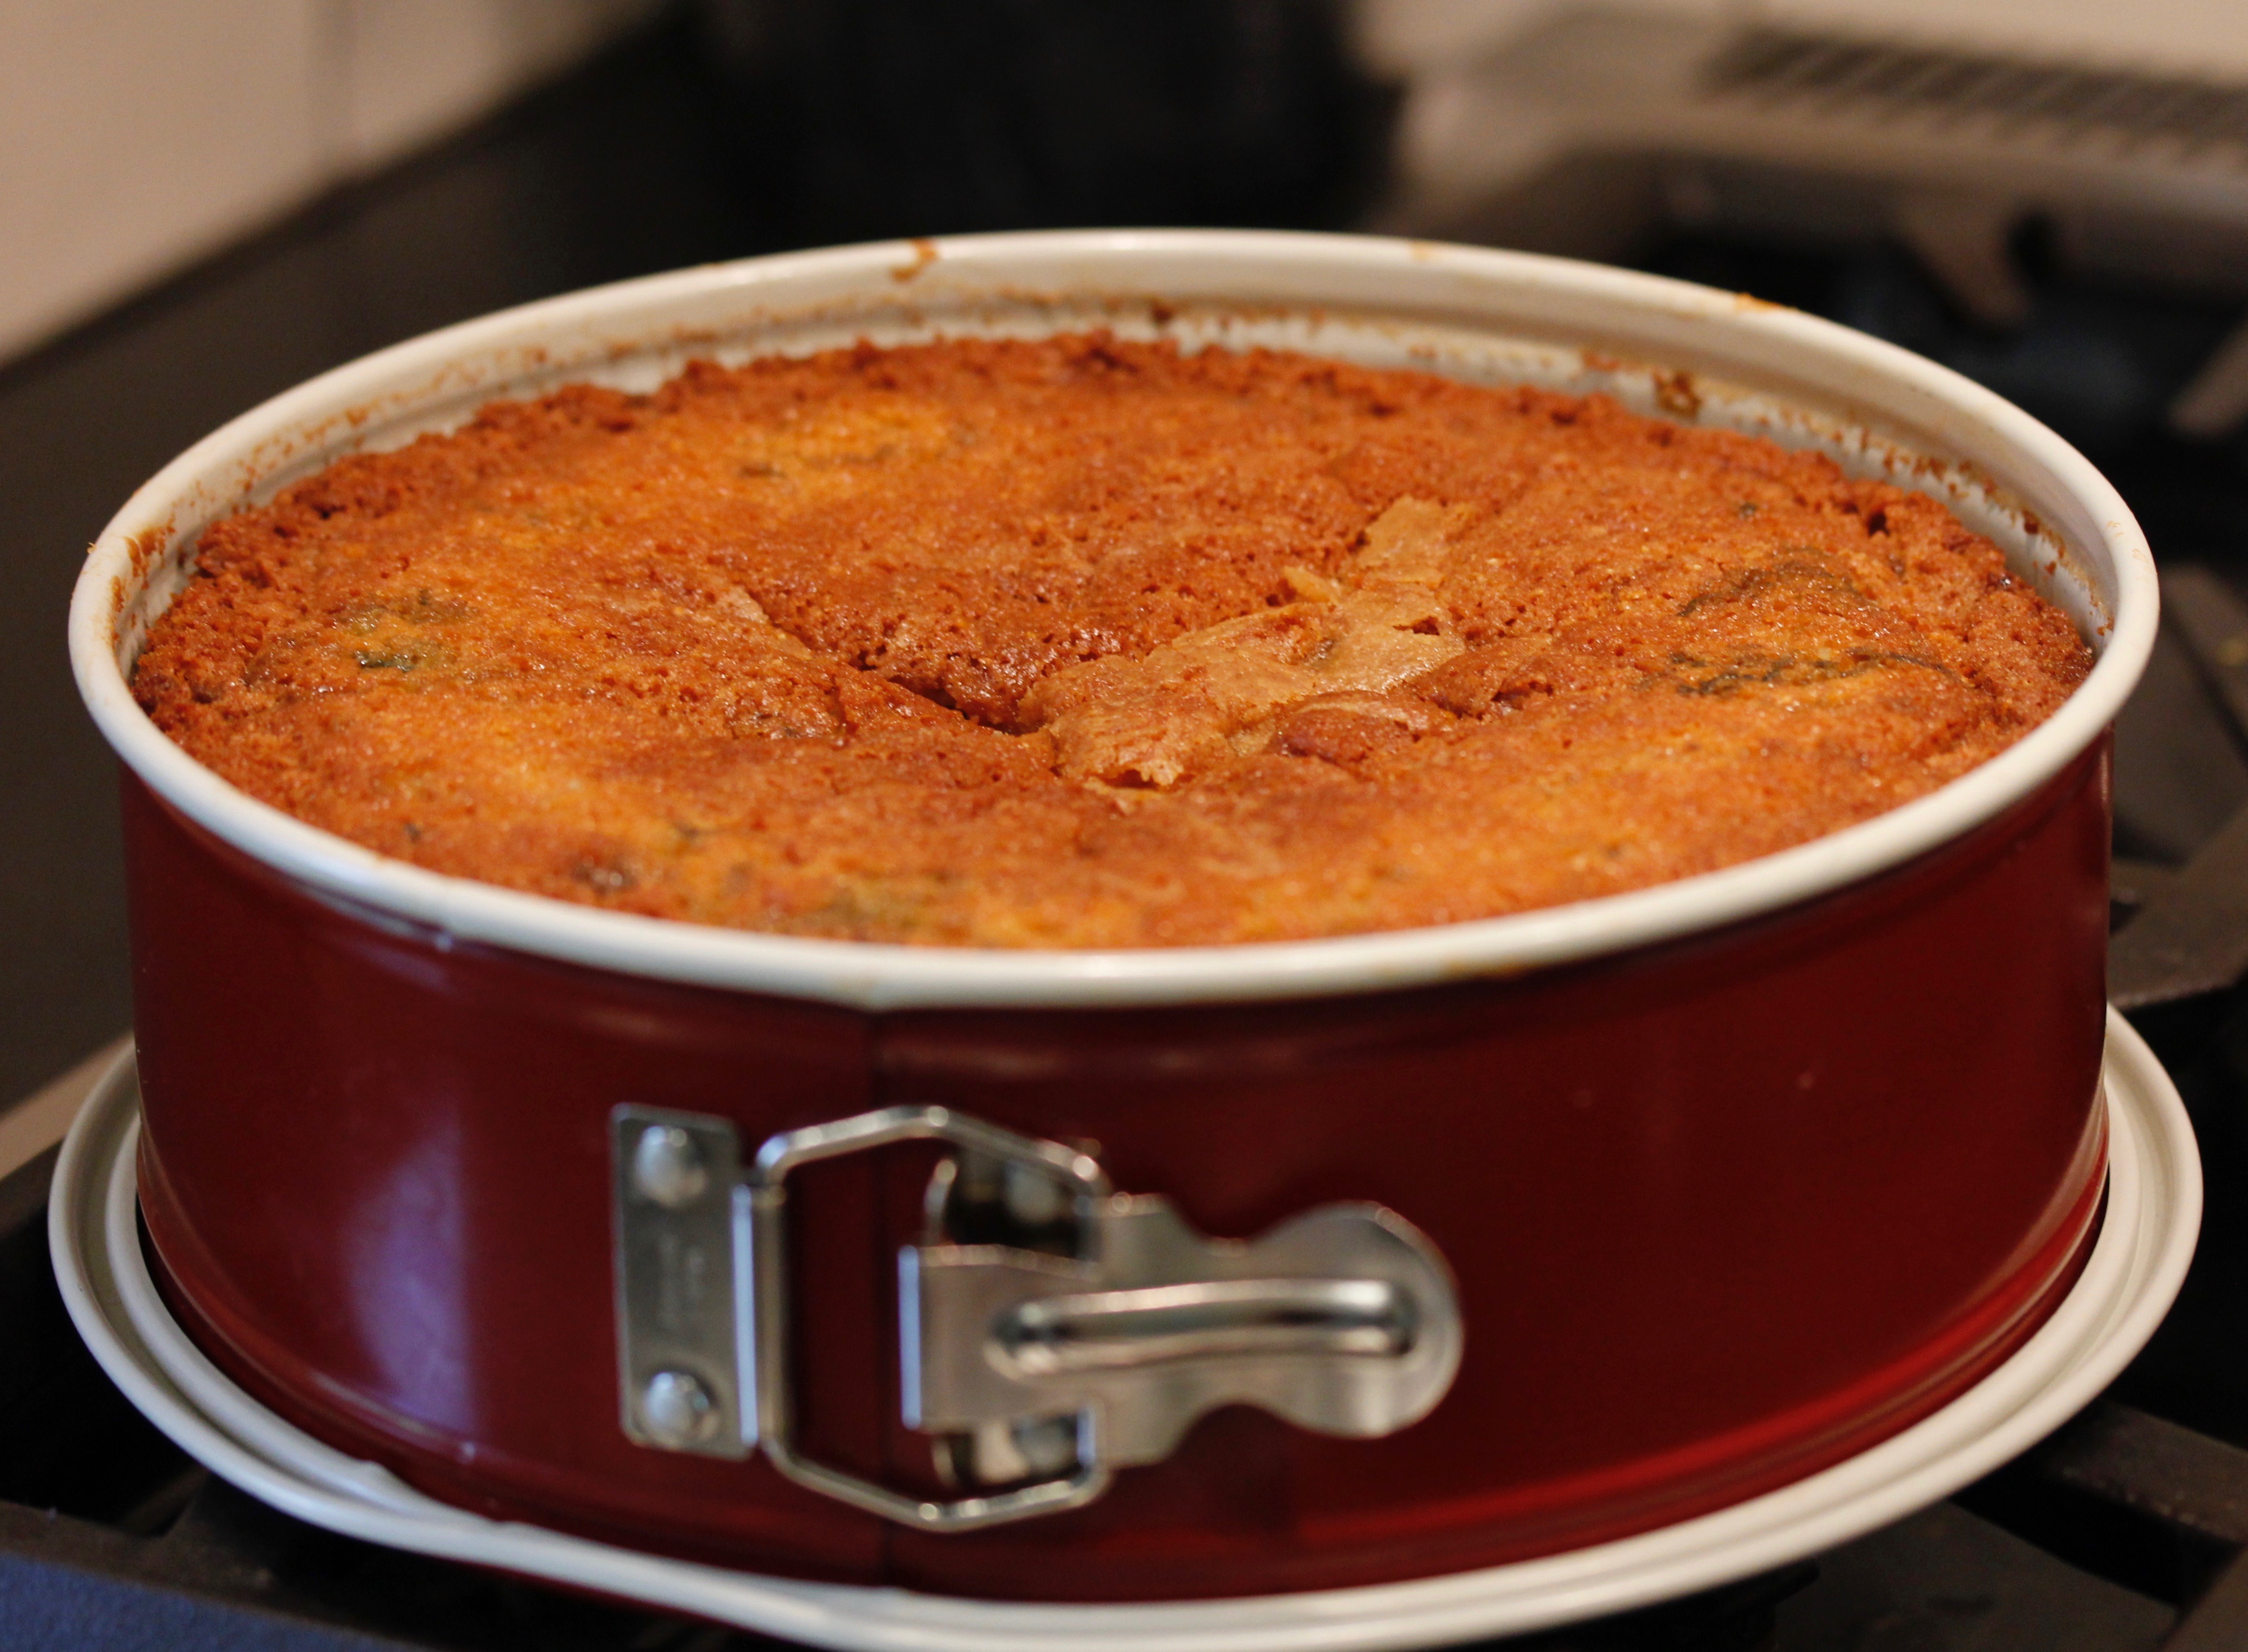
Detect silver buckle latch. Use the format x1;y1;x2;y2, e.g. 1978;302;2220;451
612;1104;1462;1530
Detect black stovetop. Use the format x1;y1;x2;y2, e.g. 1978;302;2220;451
11;11;2248;1649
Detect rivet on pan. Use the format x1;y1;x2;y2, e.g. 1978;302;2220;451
631;1124;708;1208
640;1369;719;1446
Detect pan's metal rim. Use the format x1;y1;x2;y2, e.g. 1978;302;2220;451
46;1011;2202;1648
68;228;2157;1010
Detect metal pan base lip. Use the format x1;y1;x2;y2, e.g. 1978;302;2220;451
49;1010;2200;1652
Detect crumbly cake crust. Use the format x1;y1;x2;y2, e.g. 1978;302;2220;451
134;335;2093;948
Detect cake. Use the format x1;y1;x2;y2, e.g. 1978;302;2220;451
132;334;2092;948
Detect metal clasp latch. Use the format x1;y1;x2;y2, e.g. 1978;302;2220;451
610;1104;1462;1531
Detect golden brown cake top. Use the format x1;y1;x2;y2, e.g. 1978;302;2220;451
133;334;2091;948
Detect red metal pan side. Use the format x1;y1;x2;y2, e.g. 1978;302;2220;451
122;731;2110;1601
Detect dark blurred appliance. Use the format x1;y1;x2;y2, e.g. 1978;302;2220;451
690;0;1388;242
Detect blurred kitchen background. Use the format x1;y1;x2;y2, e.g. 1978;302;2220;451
13;0;2248;1105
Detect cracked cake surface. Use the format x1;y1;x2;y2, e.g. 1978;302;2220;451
133;334;2093;947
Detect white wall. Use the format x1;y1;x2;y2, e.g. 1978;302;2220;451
0;0;654;365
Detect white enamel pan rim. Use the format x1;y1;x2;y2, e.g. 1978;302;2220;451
70;229;2158;1010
